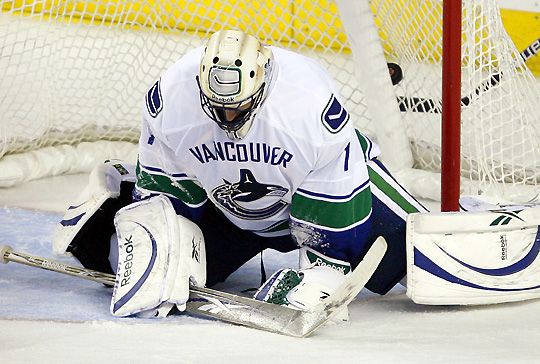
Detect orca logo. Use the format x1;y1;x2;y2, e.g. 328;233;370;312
145;79;163;118
212;169;288;220
321;94;349;133
209;66;241;96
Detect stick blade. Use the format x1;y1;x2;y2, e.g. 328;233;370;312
187;287;307;337
186;237;387;338
297;236;388;337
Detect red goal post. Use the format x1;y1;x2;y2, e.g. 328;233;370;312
441;0;461;211
338;0;540;207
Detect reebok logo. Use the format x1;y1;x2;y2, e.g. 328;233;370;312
490;210;524;226
313;258;347;274
500;234;508;261
121;235;134;287
306;250;351;274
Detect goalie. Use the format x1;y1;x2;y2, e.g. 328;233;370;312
53;30;427;319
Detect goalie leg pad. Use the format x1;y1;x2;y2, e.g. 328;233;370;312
407;206;540;305
111;195;206;317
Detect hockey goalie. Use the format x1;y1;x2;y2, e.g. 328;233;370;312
52;29;426;320
52;29;540;322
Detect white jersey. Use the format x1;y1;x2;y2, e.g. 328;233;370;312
136;46;380;261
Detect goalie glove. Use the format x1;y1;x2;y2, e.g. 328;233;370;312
111;195;206;317
254;247;350;320
52;160;136;274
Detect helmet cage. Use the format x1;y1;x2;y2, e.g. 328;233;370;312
197;75;265;132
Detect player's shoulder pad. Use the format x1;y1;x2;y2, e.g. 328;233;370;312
145;78;163;118
321;94;350;134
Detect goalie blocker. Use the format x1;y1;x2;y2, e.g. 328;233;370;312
407;204;540;305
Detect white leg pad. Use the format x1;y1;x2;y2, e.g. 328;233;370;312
407;206;540;305
111;195;206;317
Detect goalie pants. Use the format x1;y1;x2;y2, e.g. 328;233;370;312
358;158;428;293
201;158;427;293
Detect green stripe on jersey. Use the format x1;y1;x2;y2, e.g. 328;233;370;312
290;188;371;229
367;165;419;214
355;129;371;161
136;162;207;205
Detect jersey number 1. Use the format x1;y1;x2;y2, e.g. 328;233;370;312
343;142;350;171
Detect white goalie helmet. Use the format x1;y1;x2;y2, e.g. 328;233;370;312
197;29;274;139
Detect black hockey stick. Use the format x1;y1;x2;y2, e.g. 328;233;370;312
395;37;540;113
0;238;387;337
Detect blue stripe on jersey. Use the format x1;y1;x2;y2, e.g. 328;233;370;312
138;163;188;178
296;180;369;201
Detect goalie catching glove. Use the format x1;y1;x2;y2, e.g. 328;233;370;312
111;195;206;318
53;160;136;274
254;247;350;321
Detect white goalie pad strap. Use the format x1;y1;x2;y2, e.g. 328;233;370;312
459;195;540;213
52;160;135;255
110;195;206;317
406;206;540;305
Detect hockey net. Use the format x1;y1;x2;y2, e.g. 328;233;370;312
0;0;539;204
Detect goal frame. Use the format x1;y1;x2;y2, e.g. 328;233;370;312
441;0;462;211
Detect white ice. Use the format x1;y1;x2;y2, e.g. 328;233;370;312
1;174;539;363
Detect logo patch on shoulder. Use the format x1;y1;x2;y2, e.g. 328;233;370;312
321;94;349;133
145;79;163;118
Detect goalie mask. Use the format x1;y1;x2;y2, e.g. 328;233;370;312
197;30;274;140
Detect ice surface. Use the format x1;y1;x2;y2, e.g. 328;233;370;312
1;176;540;363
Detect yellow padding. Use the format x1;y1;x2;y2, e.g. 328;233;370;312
501;9;540;75
1;1;538;74
2;1;347;51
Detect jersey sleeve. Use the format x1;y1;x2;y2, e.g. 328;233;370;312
135;98;208;222
289;129;374;263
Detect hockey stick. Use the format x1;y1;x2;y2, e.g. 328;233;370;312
396;37;540;113
0;237;387;337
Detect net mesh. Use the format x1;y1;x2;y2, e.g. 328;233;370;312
0;0;539;201
366;0;540;201
0;0;365;157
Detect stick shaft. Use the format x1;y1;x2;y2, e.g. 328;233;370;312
0;245;313;336
1;246;265;301
2;247;115;285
